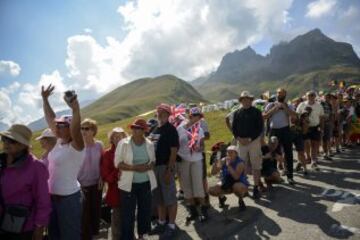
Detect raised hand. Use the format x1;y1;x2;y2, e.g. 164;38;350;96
64;94;80;110
41;84;55;99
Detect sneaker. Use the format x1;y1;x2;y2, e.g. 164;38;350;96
287;178;295;185
311;162;320;171
295;163;302;172
303;170;308;176
177;190;184;200
186;206;198;222
218;196;227;208
253;187;261;199
238;198;246;211
199;206;208;222
160;226;176;240
150;222;166;235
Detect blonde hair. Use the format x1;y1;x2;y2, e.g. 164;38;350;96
81;118;98;136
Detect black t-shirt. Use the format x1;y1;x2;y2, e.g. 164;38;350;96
149;122;179;166
232;106;264;140
261;145;280;170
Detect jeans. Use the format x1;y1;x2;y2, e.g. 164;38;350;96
120;182;152;240
0;231;33;240
81;184;102;240
48;191;82;240
111;207;122;240
270;126;294;179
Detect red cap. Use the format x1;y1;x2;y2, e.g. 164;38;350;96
129;118;149;132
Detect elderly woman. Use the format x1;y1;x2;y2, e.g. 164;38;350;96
36;128;57;169
41;84;85;240
177;109;207;222
114;119;157;240
101;127;127;240
77;118;104;240
209;145;248;211
0;124;51;240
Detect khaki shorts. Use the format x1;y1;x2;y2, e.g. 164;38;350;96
178;160;205;199
237;136;263;171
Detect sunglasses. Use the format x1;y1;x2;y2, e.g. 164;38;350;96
81;127;91;131
1;136;18;144
56;123;69;129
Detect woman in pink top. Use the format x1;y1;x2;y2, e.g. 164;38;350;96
0;124;51;240
78;118;103;240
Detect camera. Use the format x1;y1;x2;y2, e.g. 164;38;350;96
64;90;76;104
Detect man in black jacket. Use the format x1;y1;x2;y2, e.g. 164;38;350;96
226;91;264;199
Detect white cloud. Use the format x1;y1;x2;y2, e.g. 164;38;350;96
0;60;21;77
306;0;337;19
3;0;296;125
65;35;126;93
63;0;293;91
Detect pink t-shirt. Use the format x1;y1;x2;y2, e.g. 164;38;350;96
77;141;103;187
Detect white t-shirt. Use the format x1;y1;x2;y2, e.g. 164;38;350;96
296;101;324;127
48;140;85;195
177;124;204;162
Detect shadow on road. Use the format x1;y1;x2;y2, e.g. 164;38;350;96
258;185;354;239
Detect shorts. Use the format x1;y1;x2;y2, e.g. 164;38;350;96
202;153;207;180
178;160;205;199
261;159;277;177
153;165;177;206
305;126;321;141
220;176;237;191
293;132;305;152
323;122;333;141
237;136;263;170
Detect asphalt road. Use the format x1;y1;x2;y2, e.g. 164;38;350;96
97;146;360;240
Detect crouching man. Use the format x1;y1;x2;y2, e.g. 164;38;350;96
208;146;249;211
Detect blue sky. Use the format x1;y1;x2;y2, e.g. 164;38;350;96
0;0;359;125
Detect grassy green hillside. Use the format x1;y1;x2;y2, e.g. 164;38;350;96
197;66;360;101
30;110;233;166
81;75;207;124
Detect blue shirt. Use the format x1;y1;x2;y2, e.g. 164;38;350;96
221;157;249;186
131;142;150;183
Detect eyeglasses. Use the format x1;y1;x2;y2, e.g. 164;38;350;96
1;136;17;144
81;127;91;131
56;123;69;129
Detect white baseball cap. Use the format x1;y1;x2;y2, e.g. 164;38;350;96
227;145;239;154
36;128;56;141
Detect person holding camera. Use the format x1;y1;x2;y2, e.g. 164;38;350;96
0;124;51;240
263;88;297;185
41;85;85;240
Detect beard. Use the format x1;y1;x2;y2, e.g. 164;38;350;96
277;96;286;102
